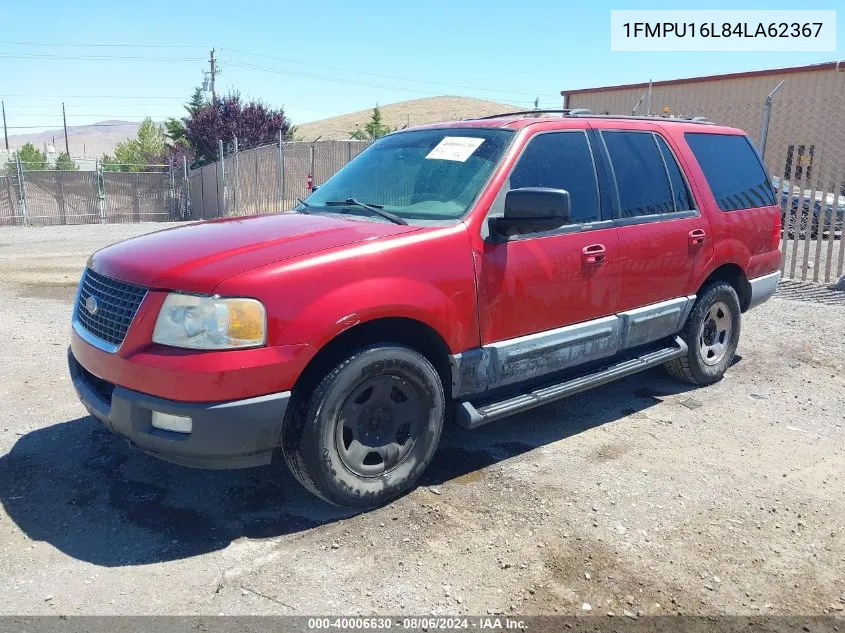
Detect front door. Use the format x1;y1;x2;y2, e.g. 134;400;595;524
472;130;620;391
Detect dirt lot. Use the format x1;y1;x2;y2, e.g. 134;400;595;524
0;224;843;618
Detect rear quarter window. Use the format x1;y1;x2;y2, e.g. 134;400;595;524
684;133;776;211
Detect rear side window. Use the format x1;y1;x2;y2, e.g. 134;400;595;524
602;131;675;217
655;135;694;211
684;133;776;211
508;131;600;224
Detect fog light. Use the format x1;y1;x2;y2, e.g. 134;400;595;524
151;411;192;434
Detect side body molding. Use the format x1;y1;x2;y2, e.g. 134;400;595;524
617;296;696;349
450;295;696;399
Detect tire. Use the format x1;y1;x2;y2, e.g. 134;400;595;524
282;344;445;508
664;281;741;386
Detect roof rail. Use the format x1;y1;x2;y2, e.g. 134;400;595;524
568;113;715;125
468;109;716;125
471;109;576;120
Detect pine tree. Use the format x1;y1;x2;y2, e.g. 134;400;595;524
9;143;49;171
54;153;79;171
349;106;393;140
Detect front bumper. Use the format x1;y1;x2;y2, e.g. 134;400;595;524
69;349;290;469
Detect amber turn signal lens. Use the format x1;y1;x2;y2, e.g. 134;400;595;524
227;300;265;341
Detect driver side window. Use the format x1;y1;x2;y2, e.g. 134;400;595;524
505;131;601;225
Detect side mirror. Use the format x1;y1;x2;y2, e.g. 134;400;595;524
489;187;571;238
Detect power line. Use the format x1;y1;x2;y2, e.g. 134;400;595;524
6;122;148;129
3;104;183;109
0;52;205;62
223;46;558;100
0;94;187;99
226;60;534;105
0;41;555;104
10;113;178;118
0;40;206;49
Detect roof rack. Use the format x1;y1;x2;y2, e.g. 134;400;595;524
469;109;713;125
575;114;714;125
472;109;578;120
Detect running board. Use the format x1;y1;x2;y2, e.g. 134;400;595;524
456;336;688;430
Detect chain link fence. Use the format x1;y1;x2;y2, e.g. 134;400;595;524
0;161;187;226
189;140;371;220
768;83;845;285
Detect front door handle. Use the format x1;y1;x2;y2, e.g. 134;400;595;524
582;243;606;265
689;229;706;246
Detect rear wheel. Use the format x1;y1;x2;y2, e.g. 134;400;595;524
283;345;445;508
664;281;741;386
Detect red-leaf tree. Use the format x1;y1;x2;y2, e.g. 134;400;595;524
182;92;293;167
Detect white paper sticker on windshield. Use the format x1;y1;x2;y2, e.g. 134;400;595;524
425;136;485;162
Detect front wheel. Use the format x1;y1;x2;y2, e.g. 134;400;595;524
664;281;741;386
282;345;445;508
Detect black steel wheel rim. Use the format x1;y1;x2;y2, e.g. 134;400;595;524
334;374;424;477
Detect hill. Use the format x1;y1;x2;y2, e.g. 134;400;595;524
4;96;519;156
294;96;515;140
6;121;141;158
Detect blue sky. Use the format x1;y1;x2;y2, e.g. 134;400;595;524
0;0;841;134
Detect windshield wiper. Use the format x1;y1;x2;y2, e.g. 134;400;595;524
295;198;311;214
324;198;408;225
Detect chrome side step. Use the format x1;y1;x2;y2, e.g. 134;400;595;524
455;336;688;430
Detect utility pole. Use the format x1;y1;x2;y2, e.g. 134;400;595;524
62;102;70;154
1;100;8;150
207;48;218;104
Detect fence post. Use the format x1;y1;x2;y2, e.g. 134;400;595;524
217;139;226;217
758;80;784;163
278;129;285;212
183;155;190;220
253;145;259;212
309;143;315;192
57;169;67;224
96;160;106;223
131;171;141;222
15;154;28;226
168;161;177;220
233;136;239;215
347;141;352;163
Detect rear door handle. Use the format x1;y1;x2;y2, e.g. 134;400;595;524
689;229;706;246
581;243;606;265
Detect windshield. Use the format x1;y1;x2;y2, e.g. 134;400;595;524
302;128;513;221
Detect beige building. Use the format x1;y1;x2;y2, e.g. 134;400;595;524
561;62;845;193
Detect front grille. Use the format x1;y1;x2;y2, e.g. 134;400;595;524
75;269;148;348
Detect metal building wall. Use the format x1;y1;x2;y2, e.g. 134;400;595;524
565;67;845;186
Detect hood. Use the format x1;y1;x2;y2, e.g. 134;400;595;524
89;213;421;293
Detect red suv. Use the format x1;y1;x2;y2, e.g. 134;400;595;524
68;112;782;508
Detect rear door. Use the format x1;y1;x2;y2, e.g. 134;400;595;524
592;123;713;313
683;132;780;280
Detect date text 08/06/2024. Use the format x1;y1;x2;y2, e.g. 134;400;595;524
307;617;527;630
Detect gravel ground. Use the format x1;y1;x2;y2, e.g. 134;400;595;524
0;223;843;618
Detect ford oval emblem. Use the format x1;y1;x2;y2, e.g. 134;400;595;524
85;295;99;315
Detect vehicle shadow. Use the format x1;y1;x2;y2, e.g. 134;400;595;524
0;364;715;567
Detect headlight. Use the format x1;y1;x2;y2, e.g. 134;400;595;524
152;294;266;350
